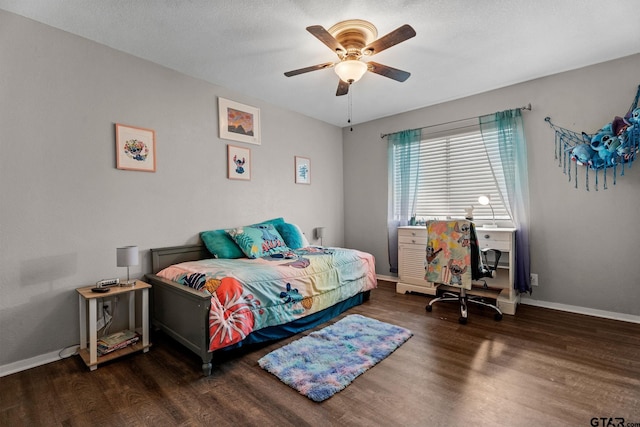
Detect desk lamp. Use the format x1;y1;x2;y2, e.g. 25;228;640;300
478;195;496;228
117;245;139;286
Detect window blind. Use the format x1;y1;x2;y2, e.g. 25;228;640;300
392;126;511;221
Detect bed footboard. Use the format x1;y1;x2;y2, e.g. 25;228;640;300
148;245;216;375
146;273;213;375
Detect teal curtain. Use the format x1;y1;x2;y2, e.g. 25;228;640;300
387;129;422;273
479;110;531;293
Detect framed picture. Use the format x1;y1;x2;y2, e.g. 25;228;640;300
227;144;251;181
115;123;156;172
295;156;311;184
218;97;261;145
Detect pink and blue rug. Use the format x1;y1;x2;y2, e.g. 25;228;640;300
257;314;412;402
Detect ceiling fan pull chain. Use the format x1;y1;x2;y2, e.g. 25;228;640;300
348;89;354;131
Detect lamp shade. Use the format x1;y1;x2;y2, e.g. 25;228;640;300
315;227;325;239
334;60;367;83
117;246;139;267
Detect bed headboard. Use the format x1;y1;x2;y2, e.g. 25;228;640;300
150;244;212;273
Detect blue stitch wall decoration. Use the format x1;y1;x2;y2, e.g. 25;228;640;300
545;85;639;191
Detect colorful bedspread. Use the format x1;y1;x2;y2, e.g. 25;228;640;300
156;247;377;352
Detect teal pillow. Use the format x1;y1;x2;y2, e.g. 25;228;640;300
200;218;284;259
275;223;307;249
226;223;289;258
200;229;245;259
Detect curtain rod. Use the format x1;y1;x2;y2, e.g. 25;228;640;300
380;103;532;139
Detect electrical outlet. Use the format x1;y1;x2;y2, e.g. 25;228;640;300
103;301;112;315
95;300;113;330
530;273;539;287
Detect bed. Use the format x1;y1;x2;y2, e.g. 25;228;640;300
145;240;377;376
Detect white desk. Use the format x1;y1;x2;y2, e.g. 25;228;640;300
396;225;519;315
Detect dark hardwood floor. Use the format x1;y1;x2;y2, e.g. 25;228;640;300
2;280;639;426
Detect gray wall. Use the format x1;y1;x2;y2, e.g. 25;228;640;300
0;11;344;367
2;9;638;370
344;54;640;316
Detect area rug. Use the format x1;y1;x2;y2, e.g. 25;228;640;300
257;314;412;402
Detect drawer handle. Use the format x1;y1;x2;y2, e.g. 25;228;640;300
411;232;416;236
411;239;416;243
484;234;490;239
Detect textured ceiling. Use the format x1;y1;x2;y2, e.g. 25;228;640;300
1;0;639;127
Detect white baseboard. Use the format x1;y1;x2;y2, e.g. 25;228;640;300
0;345;78;378
520;297;640;324
1;350;60;377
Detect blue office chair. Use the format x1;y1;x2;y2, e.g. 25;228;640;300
424;220;503;324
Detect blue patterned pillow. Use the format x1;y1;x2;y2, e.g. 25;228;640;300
226;223;289;258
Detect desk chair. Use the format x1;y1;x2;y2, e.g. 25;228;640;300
424;220;503;324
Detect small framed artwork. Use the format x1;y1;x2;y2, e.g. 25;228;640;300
227;144;251;181
218;97;261;145
115;123;156;172
295;156;311;184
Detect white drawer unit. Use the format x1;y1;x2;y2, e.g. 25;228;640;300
477;229;512;251
398;231;428;246
396;226;438;295
396;225;519;315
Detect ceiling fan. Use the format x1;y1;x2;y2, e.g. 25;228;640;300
284;19;416;96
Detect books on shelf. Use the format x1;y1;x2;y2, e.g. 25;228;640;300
97;329;140;355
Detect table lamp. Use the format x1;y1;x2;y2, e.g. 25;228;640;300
315;227;325;246
117;245;139;286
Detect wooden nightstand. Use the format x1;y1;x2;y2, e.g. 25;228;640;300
76;280;151;370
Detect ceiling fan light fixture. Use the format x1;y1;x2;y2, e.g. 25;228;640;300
285;21;415;95
334;60;367;84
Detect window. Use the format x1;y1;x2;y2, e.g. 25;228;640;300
390;125;511;223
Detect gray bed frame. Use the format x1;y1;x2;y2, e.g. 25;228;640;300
145;243;372;377
146;244;215;376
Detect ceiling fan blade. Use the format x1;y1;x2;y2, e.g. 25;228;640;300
336;79;350;96
367;61;411;82
284;62;334;77
363;24;416;56
307;25;346;55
